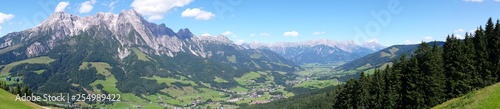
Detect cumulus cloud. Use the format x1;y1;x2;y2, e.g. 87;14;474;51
453;28;466;39
221;31;233;36
54;1;70;12
201;33;211;36
235;39;244;45
454;29;465;33
181;8;216;20
367;38;379;43
283;31;299;37
312;31;325;35
0;26;2;30
79;0;96;13
424;36;434;41
463;0;483;2
259;33;270;36
249;33;256;37
0;13;14;24
405;40;419;45
131;0;193;21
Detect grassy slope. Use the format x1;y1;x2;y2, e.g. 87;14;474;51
0;56;55;74
433;82;500;109
0;89;51;109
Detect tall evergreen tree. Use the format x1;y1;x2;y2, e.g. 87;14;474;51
400;55;424;108
444;35;470;98
473;27;495;86
486;18;500;82
464;33;481;89
494;20;500;81
356;72;370;109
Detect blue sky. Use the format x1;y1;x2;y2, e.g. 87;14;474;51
0;0;500;46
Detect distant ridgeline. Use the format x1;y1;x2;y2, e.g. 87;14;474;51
248;18;500;109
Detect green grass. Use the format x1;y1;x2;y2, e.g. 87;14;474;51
0;56;55;74
142;75;198;86
293;80;340;89
0;88;51;109
227;55;236;63
79;62;112;76
0;44;21;55
32;69;45;74
433;82;500;109
214;76;229;83
80;62;120;94
131;48;153;61
250;53;262;59
234;71;262;85
231;86;249;92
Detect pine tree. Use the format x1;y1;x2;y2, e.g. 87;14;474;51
356;72;370;109
444;35;471;98
494;19;500;81
369;69;384;108
400;55;424;108
486;18;500;83
464;33;481;89
473;27;494;86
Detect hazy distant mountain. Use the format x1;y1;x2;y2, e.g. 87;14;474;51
336;41;445;71
241;40;385;64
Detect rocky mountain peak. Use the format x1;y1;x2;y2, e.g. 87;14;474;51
176;28;194;39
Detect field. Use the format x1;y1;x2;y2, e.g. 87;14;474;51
433;82;500;109
131;48;153;61
0;88;57;109
0;56;55;74
80;62;121;94
0;56;55;85
293;80;340;89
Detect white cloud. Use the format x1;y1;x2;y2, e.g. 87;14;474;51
495;0;500;2
201;33;211;36
0;13;14;24
79;0;96;14
312;31;325;35
54;1;70;12
235;39;244;45
463;0;483;2
259;33;270;36
454;29;465;33
424;36;433;41
469;29;478;33
131;0;194;21
181;8;216;20
0;26;2;30
454;34;463;39
249;33;256;37
108;1;118;11
453;28;465;39
367;38;378;43
283;31;299;37
405;40;419;45
221;31;233;36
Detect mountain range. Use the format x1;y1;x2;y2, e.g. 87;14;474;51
242;40;384;64
0;10;385;108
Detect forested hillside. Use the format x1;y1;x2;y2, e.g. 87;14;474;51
249;18;500;109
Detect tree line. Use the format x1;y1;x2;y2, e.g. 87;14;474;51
332;18;500;109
